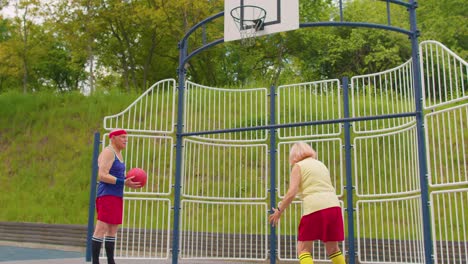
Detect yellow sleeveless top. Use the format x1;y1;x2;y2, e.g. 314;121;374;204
296;157;340;216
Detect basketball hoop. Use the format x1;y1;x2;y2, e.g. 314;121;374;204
230;5;266;46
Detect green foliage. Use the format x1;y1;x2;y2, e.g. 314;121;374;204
0;90;138;224
0;0;466;93
0;18;8;41
418;0;468;59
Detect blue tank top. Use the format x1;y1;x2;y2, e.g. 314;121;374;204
97;151;126;198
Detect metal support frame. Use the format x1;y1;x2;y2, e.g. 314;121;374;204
86;132;101;262
86;1;432;263
342;77;356;264
172;39;188;264
269;85;278;264
408;1;434;263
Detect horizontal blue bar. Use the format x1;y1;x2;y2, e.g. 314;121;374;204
184;38;224;64
181;12;224;44
181;112;417;136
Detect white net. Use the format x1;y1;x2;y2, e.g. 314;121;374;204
230;5;266;46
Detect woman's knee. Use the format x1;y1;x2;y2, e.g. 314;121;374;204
297;240;313;257
93;220;108;237
107;224;119;236
324;241;340;255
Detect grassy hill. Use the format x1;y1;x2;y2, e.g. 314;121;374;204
0;91;138;224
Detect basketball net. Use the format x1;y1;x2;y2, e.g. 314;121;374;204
231;5;266;47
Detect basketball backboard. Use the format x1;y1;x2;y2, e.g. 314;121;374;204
224;0;299;42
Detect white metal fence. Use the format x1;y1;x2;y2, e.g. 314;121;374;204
180;83;271;261
184;81;269;142
117;197;171;259
421;40;468;264
430;189;468;264
103;79;176;134
421;40;468;109
277;80;342;139
350;59;415;133
182;139;269;200
179;200;268;261
97;40;467;263
356;196;425;263
353;125;420;198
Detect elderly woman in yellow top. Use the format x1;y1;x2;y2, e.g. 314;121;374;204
269;142;346;264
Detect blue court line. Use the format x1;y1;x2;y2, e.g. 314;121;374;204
0;246;83;262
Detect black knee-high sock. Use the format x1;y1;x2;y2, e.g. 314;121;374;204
104;236;116;264
92;236;103;264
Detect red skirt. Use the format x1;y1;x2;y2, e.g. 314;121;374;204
96;195;123;225
298;206;344;242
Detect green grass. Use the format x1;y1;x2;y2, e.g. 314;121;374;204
0;90;139;224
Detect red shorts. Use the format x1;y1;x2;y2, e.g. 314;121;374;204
298;206;344;242
96;195;123;225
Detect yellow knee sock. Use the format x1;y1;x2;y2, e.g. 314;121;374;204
299;252;313;264
329;250;346;264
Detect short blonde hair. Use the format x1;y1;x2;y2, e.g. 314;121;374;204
289;142;317;165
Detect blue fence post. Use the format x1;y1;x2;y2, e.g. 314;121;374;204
408;1;434;263
269;85;277;264
86;132;101;262
172;40;188;264
342;77;356;264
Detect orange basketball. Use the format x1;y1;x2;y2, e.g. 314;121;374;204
126;168;147;187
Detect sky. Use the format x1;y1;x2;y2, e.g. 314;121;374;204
1;4;15;19
1;0;57;19
1;0;56;24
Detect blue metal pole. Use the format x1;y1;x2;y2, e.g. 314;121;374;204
339;0;344;22
172;40;188;264
85;132;101;262
269;85;277;264
173;11;224;263
386;0;392;25
408;1;434;263
342;77;356;264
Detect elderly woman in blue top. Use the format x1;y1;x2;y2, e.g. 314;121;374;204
91;129;141;264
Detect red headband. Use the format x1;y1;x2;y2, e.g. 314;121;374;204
109;129;127;138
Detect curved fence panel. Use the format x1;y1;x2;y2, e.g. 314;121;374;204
351;60;415;134
184;81;268;142
420;40;468;109
354;125;420;197
103;79;176;134
182;139;268;200
426;103;468;187
277;80;342;139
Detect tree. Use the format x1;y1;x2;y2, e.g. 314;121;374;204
45;0;102;93
418;0;467;59
14;0;39;93
1;0;465;93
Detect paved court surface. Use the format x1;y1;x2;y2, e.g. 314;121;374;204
0;241;295;263
0;242;83;263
